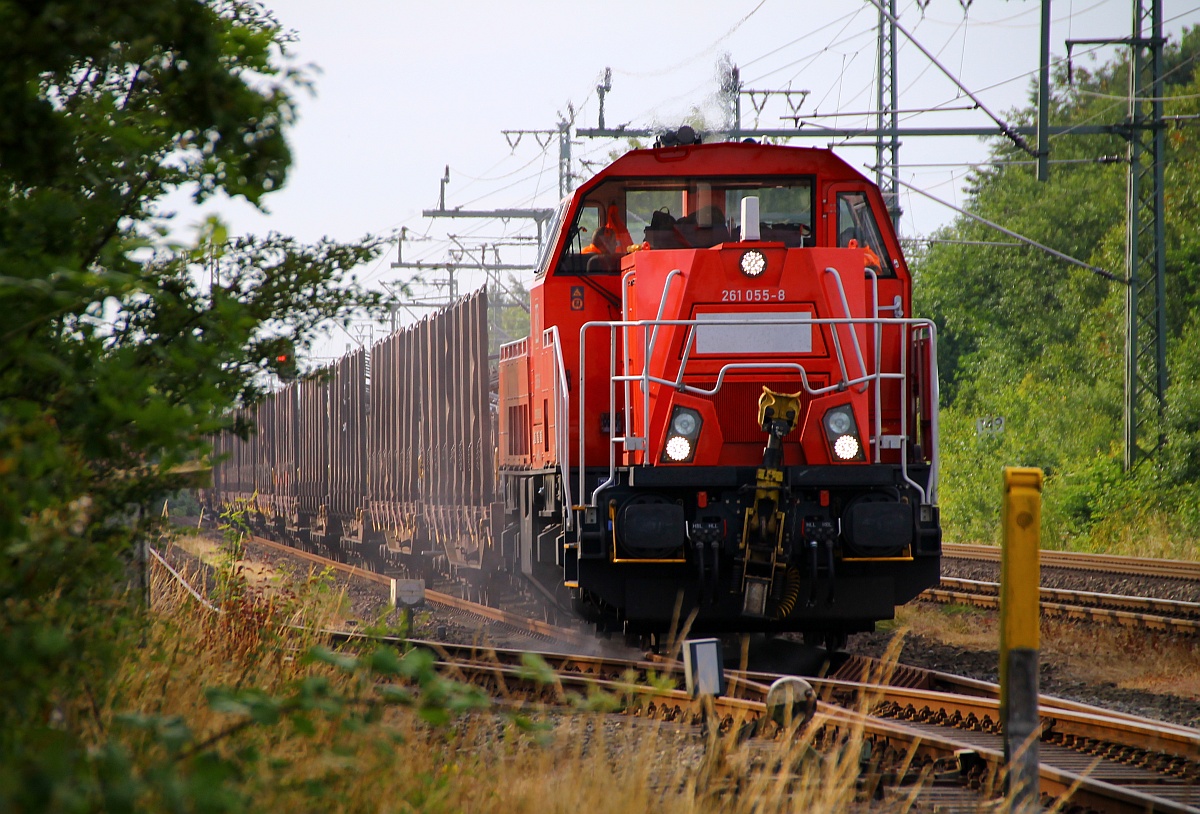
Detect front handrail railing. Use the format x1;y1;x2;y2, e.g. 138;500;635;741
821;266;870;393
542;326;574;530
577;313;939;509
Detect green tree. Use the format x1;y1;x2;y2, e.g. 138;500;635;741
913;28;1200;549
487;273;530;353
0;0;384;790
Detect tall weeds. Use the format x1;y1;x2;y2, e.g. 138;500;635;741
73;554;939;813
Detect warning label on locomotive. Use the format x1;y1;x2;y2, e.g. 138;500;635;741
570;286;584;311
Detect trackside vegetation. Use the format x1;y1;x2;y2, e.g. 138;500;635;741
914;28;1200;559
0;0;385;806
18;548;929;813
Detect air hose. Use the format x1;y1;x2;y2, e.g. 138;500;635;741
774;567;803;619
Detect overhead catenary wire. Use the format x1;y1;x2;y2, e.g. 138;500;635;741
863;0;1037;158
374;2;1197;297
875;166;1121;283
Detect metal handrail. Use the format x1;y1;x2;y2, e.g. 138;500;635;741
594;269;686;505
542;326;574;529
821;267;870;393
577;313;939;508
864;268;883;462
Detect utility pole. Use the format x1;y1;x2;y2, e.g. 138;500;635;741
389;227;534;350
1125;0;1167;469
501;122;575;200
1066;0;1166;469
876;0;901;225
422;165;554;242
407;131;562;313
1037;0;1052;181
411;164;552;312
558;113;574;198
597;68;612;131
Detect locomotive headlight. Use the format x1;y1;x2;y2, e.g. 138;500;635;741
665;436;693;462
825;408;853;436
672;410;699;436
833;434;860;460
662;406;702;463
740;249;767;278
823;404;865;462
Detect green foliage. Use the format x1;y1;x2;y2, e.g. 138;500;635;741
487;274;530;352
0;0;388;802
0;633;487;814
916;28;1200;552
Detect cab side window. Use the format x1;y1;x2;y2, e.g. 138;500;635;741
570;204;602;254
554;201;625;275
836;191;895;277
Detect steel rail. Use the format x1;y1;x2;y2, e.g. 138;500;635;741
944;542;1200;581
247;535;592;646
162;534;1200;810
822;678;1200;766
923;587;1200;635
376;637;1200;813
939;576;1200;619
397;639;1200;770
155;551;1200;793
147;546;221;613
830;654;1200;740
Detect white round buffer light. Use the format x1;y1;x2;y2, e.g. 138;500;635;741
740;249;767;278
665;435;693;462
833;434;860;461
672;411;699;436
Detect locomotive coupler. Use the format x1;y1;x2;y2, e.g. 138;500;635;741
739;388;802;616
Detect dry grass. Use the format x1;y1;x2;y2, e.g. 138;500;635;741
894;603;1200;702
103;561;942;813
1074;521;1200;562
1040;621;1200;699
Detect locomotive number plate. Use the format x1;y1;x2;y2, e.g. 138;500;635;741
720;288;785;303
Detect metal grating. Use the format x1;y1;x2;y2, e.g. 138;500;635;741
700;379;810;444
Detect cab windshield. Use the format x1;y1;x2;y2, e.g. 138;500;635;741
553;176;814;275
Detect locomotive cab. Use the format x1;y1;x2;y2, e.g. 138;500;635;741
498;138;940;643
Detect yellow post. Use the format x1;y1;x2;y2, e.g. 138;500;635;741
1000;466;1043;812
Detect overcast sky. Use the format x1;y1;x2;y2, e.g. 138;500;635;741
173;0;1198;349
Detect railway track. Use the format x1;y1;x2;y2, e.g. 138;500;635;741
349;637;1200;812
944;542;1200;582
154;530;594;650
244;535;595;649
921;576;1200;635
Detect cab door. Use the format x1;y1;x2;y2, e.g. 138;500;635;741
823;182;912;457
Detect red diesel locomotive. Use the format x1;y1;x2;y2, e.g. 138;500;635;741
497;132;940;645
208;132;940;648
